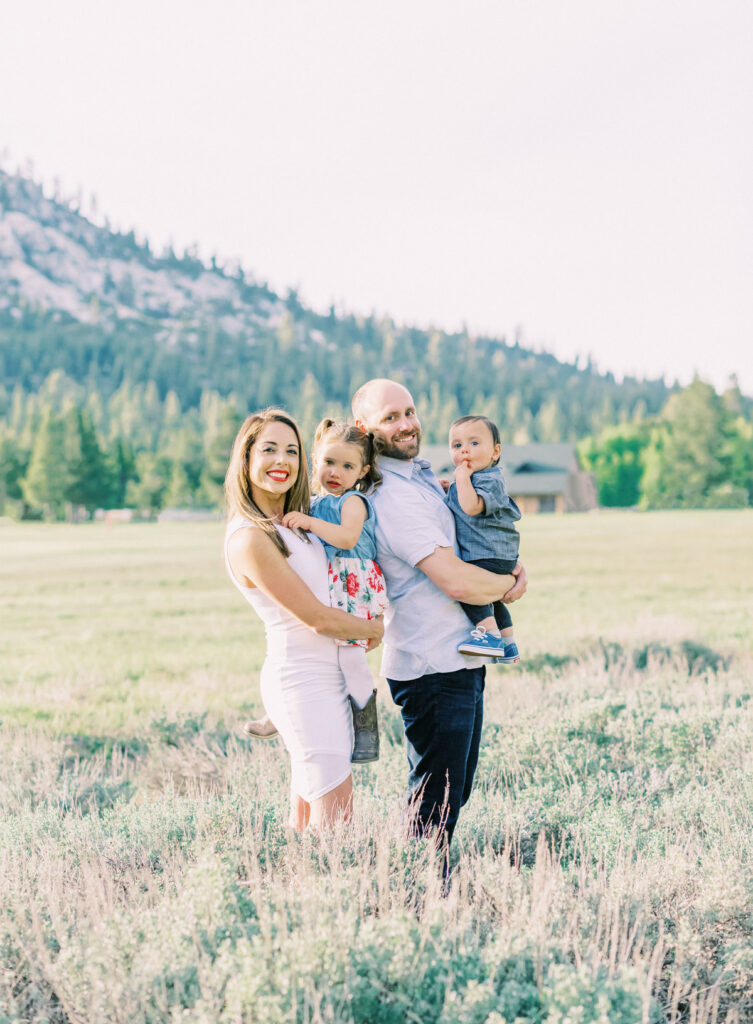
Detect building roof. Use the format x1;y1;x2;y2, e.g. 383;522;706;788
506;471;569;496
419;442;580;498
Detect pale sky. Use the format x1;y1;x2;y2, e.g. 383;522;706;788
1;0;751;392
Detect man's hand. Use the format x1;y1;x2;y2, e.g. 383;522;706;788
282;511;313;531
502;561;528;604
438;477;451;493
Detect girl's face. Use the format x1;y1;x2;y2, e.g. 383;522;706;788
248;422;301;499
315;440;368;496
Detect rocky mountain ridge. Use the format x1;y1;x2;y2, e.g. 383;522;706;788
0;168;284;337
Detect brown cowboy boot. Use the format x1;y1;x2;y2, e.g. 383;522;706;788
349;689;379;763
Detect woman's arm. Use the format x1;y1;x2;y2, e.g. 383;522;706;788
283;494;368;550
227;526;382;642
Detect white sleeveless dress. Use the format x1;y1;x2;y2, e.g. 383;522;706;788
225;517;353;802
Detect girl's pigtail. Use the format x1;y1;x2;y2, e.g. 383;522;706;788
313;417;336;448
360;431;383;493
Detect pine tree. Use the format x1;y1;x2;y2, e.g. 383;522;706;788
22;410;69;518
64;408;113;514
164;461;195;508
0;431;25;513
125;452;171;513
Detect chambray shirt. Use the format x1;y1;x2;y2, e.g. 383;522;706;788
446;466;521;562
310;491;377;561
369;455;485;681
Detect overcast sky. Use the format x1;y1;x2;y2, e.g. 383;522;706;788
1;0;751;392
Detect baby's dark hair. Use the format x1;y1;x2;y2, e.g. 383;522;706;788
313;418;383;493
450;415;502;466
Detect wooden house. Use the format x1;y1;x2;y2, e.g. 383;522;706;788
419;442;598;513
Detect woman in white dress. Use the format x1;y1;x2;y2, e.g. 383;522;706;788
224;409;383;830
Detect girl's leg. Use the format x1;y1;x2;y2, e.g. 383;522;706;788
309;775;353;829
337;644;375;708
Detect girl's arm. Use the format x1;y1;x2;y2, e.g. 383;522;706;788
283;494;368;550
453;462;485;516
227;525;382;642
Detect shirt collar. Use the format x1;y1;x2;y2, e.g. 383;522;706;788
379;455;432;479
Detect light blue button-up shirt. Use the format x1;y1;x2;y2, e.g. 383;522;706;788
370;455;485;681
446;466;521;561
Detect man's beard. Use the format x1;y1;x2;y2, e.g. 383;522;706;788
377;426;422;461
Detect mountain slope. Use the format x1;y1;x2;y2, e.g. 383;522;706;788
0;168;674;443
0;169;282;334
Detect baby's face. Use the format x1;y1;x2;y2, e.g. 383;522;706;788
449;421;501;473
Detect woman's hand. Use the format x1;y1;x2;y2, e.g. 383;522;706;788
282;511;313;531
365;616;384;651
343;617;383;651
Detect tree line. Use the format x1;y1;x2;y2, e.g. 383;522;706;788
1;296;751;519
579;377;753;509
1;367;750;520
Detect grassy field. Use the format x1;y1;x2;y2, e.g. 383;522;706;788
1;511;752;1022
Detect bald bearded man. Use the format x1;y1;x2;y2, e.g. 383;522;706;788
353;378;527;852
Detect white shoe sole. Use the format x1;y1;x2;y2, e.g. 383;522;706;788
457;643;499;656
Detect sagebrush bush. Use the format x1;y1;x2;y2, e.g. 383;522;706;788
2;645;753;1022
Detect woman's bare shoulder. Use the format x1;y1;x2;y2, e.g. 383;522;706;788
228;522;280;556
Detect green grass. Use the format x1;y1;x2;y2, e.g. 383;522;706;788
1;511;752;1022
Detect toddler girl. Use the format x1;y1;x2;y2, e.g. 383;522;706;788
446;415;522;663
243;418;388;761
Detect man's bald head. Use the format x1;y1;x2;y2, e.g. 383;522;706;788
352;378;422;460
352;378;412;425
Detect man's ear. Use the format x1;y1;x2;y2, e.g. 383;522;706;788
354;418;366;432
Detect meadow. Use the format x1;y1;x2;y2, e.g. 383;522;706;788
1;510;752;1023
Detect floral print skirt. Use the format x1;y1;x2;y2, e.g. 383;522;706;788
328;557;389;648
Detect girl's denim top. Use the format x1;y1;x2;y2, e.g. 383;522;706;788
311;491;378;562
446;465;521;562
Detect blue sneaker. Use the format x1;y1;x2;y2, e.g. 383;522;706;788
457;627;511;657
493;641;521;665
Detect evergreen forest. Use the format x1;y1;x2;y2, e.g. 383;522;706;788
1;165;751;520
1;304;751;519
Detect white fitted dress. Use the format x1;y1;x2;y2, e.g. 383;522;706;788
225;517;353;802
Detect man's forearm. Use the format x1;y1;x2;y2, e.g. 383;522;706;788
452;561;515;604
416;546;523;605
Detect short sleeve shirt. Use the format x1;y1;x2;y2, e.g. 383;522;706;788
370;456;485;680
446;466;521;562
310;491;377;561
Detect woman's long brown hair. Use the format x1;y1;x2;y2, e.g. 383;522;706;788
224;409;310;557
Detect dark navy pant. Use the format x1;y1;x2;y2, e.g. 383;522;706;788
387;665;485;845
